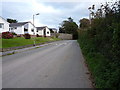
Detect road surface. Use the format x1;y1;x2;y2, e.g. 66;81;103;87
2;40;92;88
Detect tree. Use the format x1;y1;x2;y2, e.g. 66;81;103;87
7;18;18;23
59;17;78;39
49;29;54;33
79;18;90;29
84;1;120;88
59;27;65;33
68;17;73;22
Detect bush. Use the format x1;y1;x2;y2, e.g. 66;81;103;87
78;1;120;88
55;34;58;38
73;31;78;40
17;35;21;37
11;32;17;35
24;34;31;39
36;34;40;37
2;32;13;39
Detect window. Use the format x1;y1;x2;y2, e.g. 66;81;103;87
47;32;49;34
24;28;28;32
0;23;4;29
14;27;17;29
11;28;13;30
31;29;34;32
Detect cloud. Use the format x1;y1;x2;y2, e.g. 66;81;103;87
27;0;60;14
2;0;117;29
1;0;117;3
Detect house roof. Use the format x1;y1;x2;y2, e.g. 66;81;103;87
9;22;35;27
49;28;57;31
9;22;29;27
0;16;9;24
36;26;47;30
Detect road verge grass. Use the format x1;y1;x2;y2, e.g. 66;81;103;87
1;37;60;48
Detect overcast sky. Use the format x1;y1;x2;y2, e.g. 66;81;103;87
1;0;116;29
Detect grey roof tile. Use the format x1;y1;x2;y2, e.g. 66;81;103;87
9;22;29;27
36;26;46;30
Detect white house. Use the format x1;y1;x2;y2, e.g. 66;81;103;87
36;26;51;37
9;22;37;35
0;16;9;33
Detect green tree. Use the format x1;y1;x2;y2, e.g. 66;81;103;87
59;17;78;39
7;18;18;23
80;1;120;88
79;18;90;29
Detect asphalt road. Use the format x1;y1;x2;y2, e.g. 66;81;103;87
2;40;92;88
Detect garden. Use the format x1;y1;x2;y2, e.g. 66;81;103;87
0;32;60;48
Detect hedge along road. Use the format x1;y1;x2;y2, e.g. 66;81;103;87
2;40;92;88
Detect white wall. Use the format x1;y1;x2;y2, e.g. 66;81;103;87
15;26;23;34
27;23;36;35
9;22;37;35
45;27;51;36
9;26;23;34
0;17;9;33
37;30;43;36
37;27;51;37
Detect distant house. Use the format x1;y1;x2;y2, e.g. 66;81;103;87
36;26;51;37
49;28;58;33
9;22;37;35
0;16;10;33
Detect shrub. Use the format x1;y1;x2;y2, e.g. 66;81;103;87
17;35;21;37
56;34;59;38
36;34;40;37
11;32;17;35
2;32;13;39
24;33;31;39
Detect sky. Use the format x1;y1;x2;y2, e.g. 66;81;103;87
0;0;116;29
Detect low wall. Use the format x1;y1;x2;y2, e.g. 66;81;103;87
51;33;72;40
58;33;72;40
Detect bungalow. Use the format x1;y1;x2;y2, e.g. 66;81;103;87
36;26;51;37
0;16;9;33
49;28;58;33
9;22;37;35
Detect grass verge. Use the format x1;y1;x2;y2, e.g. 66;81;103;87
0;37;60;48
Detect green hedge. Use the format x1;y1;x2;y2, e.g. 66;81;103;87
78;28;120;89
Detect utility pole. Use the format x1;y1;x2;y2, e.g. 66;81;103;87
32;13;40;46
33;13;39;27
